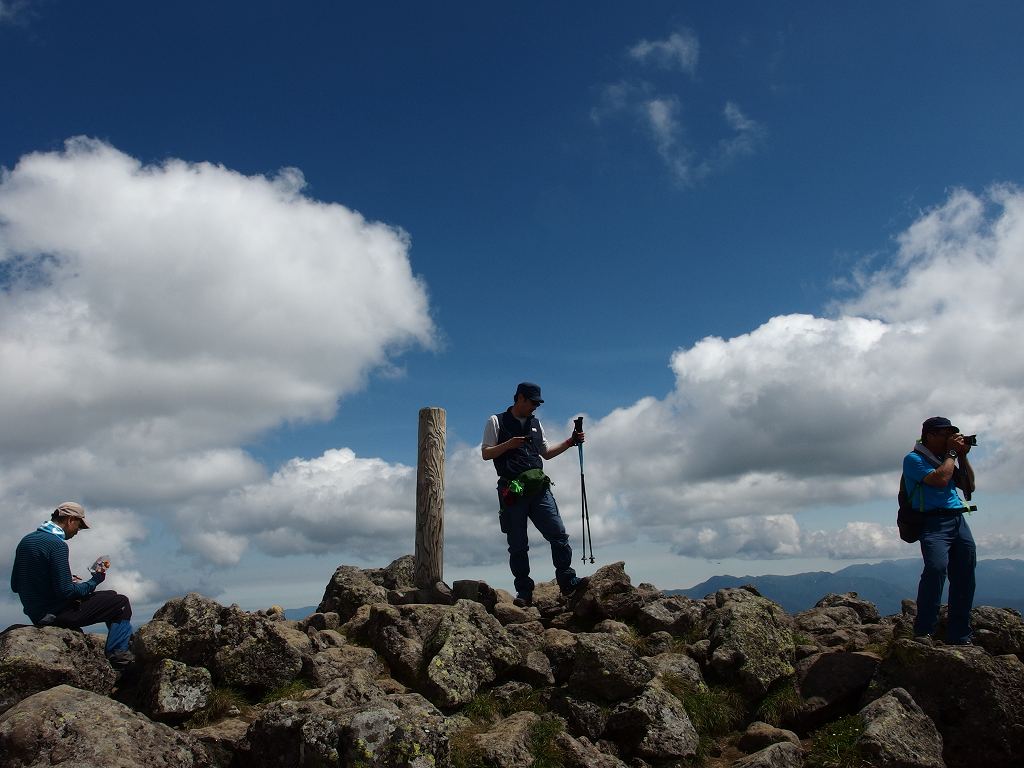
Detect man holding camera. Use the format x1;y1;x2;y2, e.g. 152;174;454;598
482;382;588;606
903;416;977;645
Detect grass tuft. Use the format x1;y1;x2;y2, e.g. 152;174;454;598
528;715;565;768
806;714;866;768
755;679;802;726
260;678;312;704
185;687;249;728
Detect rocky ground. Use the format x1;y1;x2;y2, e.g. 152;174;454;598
2;558;1023;768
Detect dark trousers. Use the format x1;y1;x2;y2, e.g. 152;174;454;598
914;513;976;643
54;590;133;655
499;487;576;597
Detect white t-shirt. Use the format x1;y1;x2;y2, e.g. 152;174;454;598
482;413;548;453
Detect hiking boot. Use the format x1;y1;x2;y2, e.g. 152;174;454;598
107;649;135;668
513;594;533;608
561;576;590;598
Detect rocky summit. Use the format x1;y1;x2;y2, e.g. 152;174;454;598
2;557;1023;768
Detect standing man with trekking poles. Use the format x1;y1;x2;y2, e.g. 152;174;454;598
482;382;589;607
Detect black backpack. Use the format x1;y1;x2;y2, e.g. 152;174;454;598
897;474;926;543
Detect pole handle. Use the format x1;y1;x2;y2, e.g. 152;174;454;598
573;416;583;433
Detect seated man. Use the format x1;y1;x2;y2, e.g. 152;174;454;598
10;502;134;665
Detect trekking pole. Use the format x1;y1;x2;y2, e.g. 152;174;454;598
574;417;595;563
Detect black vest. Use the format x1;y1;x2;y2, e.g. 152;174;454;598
493;407;543;479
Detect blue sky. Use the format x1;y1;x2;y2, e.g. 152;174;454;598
3;2;1024;623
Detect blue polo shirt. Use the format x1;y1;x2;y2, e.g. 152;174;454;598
903;450;966;511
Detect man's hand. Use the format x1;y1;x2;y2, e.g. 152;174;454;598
948;433;969;456
572;430;585;446
506;436;529;449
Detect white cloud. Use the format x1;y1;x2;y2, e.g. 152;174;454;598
565;185;1024;557
595;29;763;185
628;29;700;75
0;138;435;605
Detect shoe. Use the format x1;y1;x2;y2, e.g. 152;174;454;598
107;649;135;668
561;576;590;597
513;594;533;608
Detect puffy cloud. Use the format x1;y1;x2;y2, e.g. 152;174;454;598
572;185;1024;556
0;138;435;603
628;29;700;75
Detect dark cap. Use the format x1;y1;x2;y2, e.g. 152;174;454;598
515;382;543;403
54;501;90;529
922;416;959;435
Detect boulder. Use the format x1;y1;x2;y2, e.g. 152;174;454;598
572;561;643;623
317;564;388;622
243;699;346;767
737;721;801;753
866;639;1024;768
814;592;882;623
452;579;499;613
0;626;116;714
304;643;385;687
549;689;609;741
707;587;796;698
212;605;308;690
733;741;804;768
363;554;417;591
857;687;944;768
606;683;699;760
460;710;543;768
541;628;578;684
493;602;540;625
964;606;1024;658
635;595;706;637
359;600;520;708
138;592;224;665
554;732;629;768
569;632;654;702
142;658;213;720
0;684;211;767
341;692;451;767
421;600;522;707
795;650;881;729
647;651;706;690
187;717;249;768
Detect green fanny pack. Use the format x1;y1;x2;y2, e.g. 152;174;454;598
501;468;553;507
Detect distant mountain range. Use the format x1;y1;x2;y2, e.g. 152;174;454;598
669;558;1024;616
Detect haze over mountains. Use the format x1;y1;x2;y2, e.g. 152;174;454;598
669;558;1024;615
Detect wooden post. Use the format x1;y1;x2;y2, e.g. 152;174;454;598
415;406;445;589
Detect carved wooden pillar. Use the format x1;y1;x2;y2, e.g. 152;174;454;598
415;406;445;588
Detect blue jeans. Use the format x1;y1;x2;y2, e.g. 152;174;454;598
914;512;976;643
498;487;576;597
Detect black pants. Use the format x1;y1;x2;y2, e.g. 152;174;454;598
54;590;132;628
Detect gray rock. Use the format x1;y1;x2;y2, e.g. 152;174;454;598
244;698;345;767
636;595;709;638
542;627;578;683
738;721;801;753
212;605;308;690
857;687;945;768
796;650;881;729
452;579;499;613
550;690;609;741
733;741;804;768
0;684;211;767
641;631;674;656
341;692;451;768
572;562;643;623
965;606;1024;658
493;602;540;625
569;632;654;702
187;717;249;768
606;683;699;760
141;592;224;665
363;554;417;591
707;587;796;698
866;639;1024;768
0;626;116;714
648;651;706;690
466;710;543;768
317;564;389;622
143;658;213;720
304;643;385;687
814;592;882;624
555;732;629;768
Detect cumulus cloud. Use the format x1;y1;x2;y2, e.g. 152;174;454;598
628;29;700;75
573;185;1024;557
0;138;435;601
